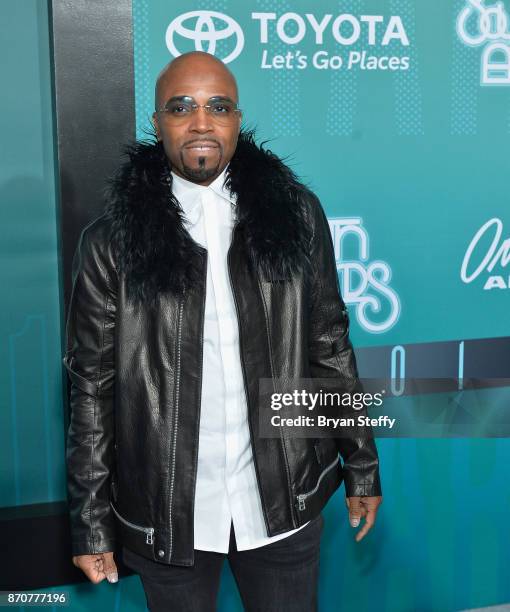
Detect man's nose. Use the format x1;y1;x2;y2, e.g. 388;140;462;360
188;106;214;132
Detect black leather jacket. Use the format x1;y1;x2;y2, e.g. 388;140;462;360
64;130;381;567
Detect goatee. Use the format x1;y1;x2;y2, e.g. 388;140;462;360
181;155;220;182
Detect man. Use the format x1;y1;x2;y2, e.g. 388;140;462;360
65;51;382;611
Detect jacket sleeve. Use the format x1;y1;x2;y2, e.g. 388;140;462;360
307;194;382;497
63;223;117;555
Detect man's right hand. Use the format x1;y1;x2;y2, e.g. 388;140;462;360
72;552;118;584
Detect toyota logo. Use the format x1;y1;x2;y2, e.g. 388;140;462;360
166;11;244;64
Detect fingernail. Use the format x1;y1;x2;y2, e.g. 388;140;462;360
350;518;360;527
107;573;118;583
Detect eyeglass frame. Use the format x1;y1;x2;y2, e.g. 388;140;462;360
155;95;242;122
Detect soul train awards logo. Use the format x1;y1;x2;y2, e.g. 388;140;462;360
461;218;510;289
165;10;411;72
457;0;510;85
328;218;400;334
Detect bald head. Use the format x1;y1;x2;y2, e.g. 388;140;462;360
154;51;239;111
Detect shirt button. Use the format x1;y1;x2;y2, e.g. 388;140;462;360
157;549;165;558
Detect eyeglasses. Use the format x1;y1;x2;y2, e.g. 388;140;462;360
155;96;242;126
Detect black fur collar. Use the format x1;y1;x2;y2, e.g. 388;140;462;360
104;128;313;305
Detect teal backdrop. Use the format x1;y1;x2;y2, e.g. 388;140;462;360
1;1;509;611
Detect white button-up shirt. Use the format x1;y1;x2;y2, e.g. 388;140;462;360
170;163;308;553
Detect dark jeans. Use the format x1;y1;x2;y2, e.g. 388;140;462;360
121;513;324;612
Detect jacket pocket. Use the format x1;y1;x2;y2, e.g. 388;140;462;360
110;501;154;545
296;454;340;511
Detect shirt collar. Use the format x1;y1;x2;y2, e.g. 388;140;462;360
170;163;233;221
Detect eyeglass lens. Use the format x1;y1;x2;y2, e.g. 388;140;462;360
161;96;239;124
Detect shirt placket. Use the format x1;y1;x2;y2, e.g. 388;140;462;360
201;190;251;538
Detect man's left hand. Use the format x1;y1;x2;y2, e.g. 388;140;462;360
345;496;382;542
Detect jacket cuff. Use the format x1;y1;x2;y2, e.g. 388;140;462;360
71;535;116;556
343;469;382;497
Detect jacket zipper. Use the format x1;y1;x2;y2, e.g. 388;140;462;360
189;254;207;561
167;293;185;560
256;278;297;527
296;455;340;511
227;233;271;534
110;501;154;544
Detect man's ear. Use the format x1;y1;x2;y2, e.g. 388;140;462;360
151;112;162;141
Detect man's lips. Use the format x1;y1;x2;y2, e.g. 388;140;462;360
184;142;219;151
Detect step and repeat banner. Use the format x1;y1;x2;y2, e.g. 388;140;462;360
131;1;509;610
